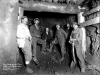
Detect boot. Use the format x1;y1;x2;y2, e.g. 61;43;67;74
33;57;39;65
60;57;64;62
41;49;47;54
81;67;85;73
59;53;65;62
26;66;33;74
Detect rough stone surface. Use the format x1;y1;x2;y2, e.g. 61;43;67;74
0;0;18;74
85;25;100;74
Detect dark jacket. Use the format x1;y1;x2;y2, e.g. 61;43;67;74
30;25;41;38
54;29;68;44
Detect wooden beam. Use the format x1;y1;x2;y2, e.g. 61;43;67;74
19;1;80;14
75;0;85;5
83;5;100;16
79;16;100;27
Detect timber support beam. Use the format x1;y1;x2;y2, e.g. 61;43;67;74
19;1;80;14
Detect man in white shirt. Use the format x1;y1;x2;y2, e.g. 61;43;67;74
17;16;33;73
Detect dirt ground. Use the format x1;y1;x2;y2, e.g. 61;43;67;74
16;45;97;75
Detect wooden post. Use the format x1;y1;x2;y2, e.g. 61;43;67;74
78;12;85;24
18;7;24;23
19;1;80;14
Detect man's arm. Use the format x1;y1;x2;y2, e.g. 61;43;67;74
77;28;83;41
61;29;68;39
69;31;76;43
52;37;58;44
52;32;58;44
25;26;32;41
16;25;21;38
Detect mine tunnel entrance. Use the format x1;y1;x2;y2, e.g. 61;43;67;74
17;10;99;75
17;10;79;74
24;10;77;28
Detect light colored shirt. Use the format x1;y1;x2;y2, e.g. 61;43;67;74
71;28;83;42
17;23;32;48
70;27;86;58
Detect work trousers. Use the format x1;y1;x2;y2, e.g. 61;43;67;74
22;39;32;62
32;37;46;59
52;38;66;57
74;41;85;69
59;40;66;55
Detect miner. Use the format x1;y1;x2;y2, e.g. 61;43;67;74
65;23;73;55
52;24;68;62
30;18;46;62
69;22;86;73
42;28;50;42
17;16;33;73
42;28;53;52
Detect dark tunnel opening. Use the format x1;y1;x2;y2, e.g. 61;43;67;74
24;11;77;28
17;11;85;74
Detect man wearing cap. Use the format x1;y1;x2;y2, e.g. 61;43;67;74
30;18;46;62
17;16;33;73
69;22;86;73
65;23;73;55
42;28;53;52
52;24;68;62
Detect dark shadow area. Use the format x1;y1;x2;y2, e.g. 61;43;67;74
16;11;94;75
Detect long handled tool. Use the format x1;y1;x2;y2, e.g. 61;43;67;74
70;39;76;69
72;40;76;62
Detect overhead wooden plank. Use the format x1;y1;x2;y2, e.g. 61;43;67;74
79;16;100;27
75;0;85;4
83;5;100;16
19;1;80;14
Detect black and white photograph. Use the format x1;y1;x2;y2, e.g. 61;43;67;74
0;0;100;75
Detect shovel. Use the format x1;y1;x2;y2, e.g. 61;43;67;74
70;39;76;69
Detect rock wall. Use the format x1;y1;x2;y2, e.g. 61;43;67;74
0;0;18;74
85;24;100;74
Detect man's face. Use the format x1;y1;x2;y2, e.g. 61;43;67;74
73;24;78;29
56;25;60;30
46;28;49;32
67;24;70;28
34;20;39;24
22;18;28;24
97;29;100;33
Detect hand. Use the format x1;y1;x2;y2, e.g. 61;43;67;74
52;41;55;44
69;40;72;43
37;35;40;37
30;36;32;39
28;37;32;41
69;39;76;43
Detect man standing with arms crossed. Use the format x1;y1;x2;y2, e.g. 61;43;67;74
17;16;33;73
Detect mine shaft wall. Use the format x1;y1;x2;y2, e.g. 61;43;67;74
0;0;99;74
85;23;100;73
0;0;19;74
